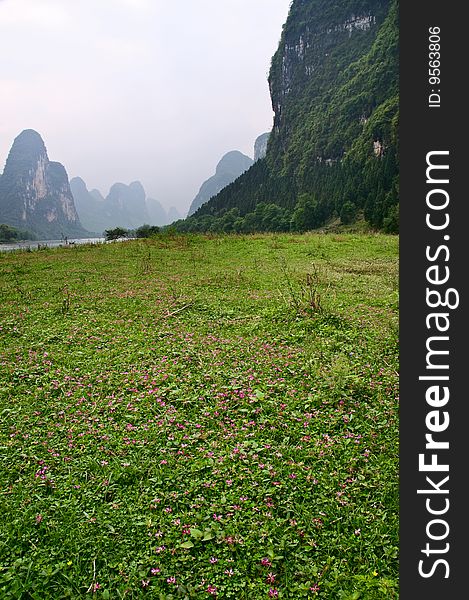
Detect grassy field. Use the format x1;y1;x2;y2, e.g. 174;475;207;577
0;233;399;599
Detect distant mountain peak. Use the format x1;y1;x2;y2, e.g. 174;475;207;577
216;151;253;176
5;129;48;173
71;177;177;231
70;176;87;189
0;130;88;239
129;180;145;192
14;128;46;147
254;132;270;161
187;150;254;216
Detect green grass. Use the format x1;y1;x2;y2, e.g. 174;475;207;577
0;233;398;599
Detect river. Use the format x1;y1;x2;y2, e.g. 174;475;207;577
0;237;108;252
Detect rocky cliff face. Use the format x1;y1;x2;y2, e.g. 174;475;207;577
187;150;253;216
191;0;398;231
254;133;270;161
0;130;87;239
268;0;393;160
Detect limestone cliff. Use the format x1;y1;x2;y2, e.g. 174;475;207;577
188;0;399;232
0;130;88;239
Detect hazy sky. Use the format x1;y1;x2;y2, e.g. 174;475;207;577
0;0;291;215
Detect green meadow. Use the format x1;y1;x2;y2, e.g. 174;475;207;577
0;233;399;599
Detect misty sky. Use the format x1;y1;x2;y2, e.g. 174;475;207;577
0;0;291;215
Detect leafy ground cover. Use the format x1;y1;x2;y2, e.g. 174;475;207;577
0;233;398;599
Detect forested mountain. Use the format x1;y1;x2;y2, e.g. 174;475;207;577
0;130;88;239
178;0;398;233
187;151;254;217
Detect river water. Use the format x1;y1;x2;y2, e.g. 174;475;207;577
0;237;107;252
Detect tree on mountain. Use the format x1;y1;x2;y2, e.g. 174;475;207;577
291;194;323;231
340;201;357;225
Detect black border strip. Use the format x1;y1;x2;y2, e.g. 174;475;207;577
400;1;467;597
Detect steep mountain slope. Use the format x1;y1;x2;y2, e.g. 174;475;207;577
187;151;253;217
185;0;398;232
0;130;88;239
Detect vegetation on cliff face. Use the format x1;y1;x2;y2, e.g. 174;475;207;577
0;130;88;240
178;0;398;234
